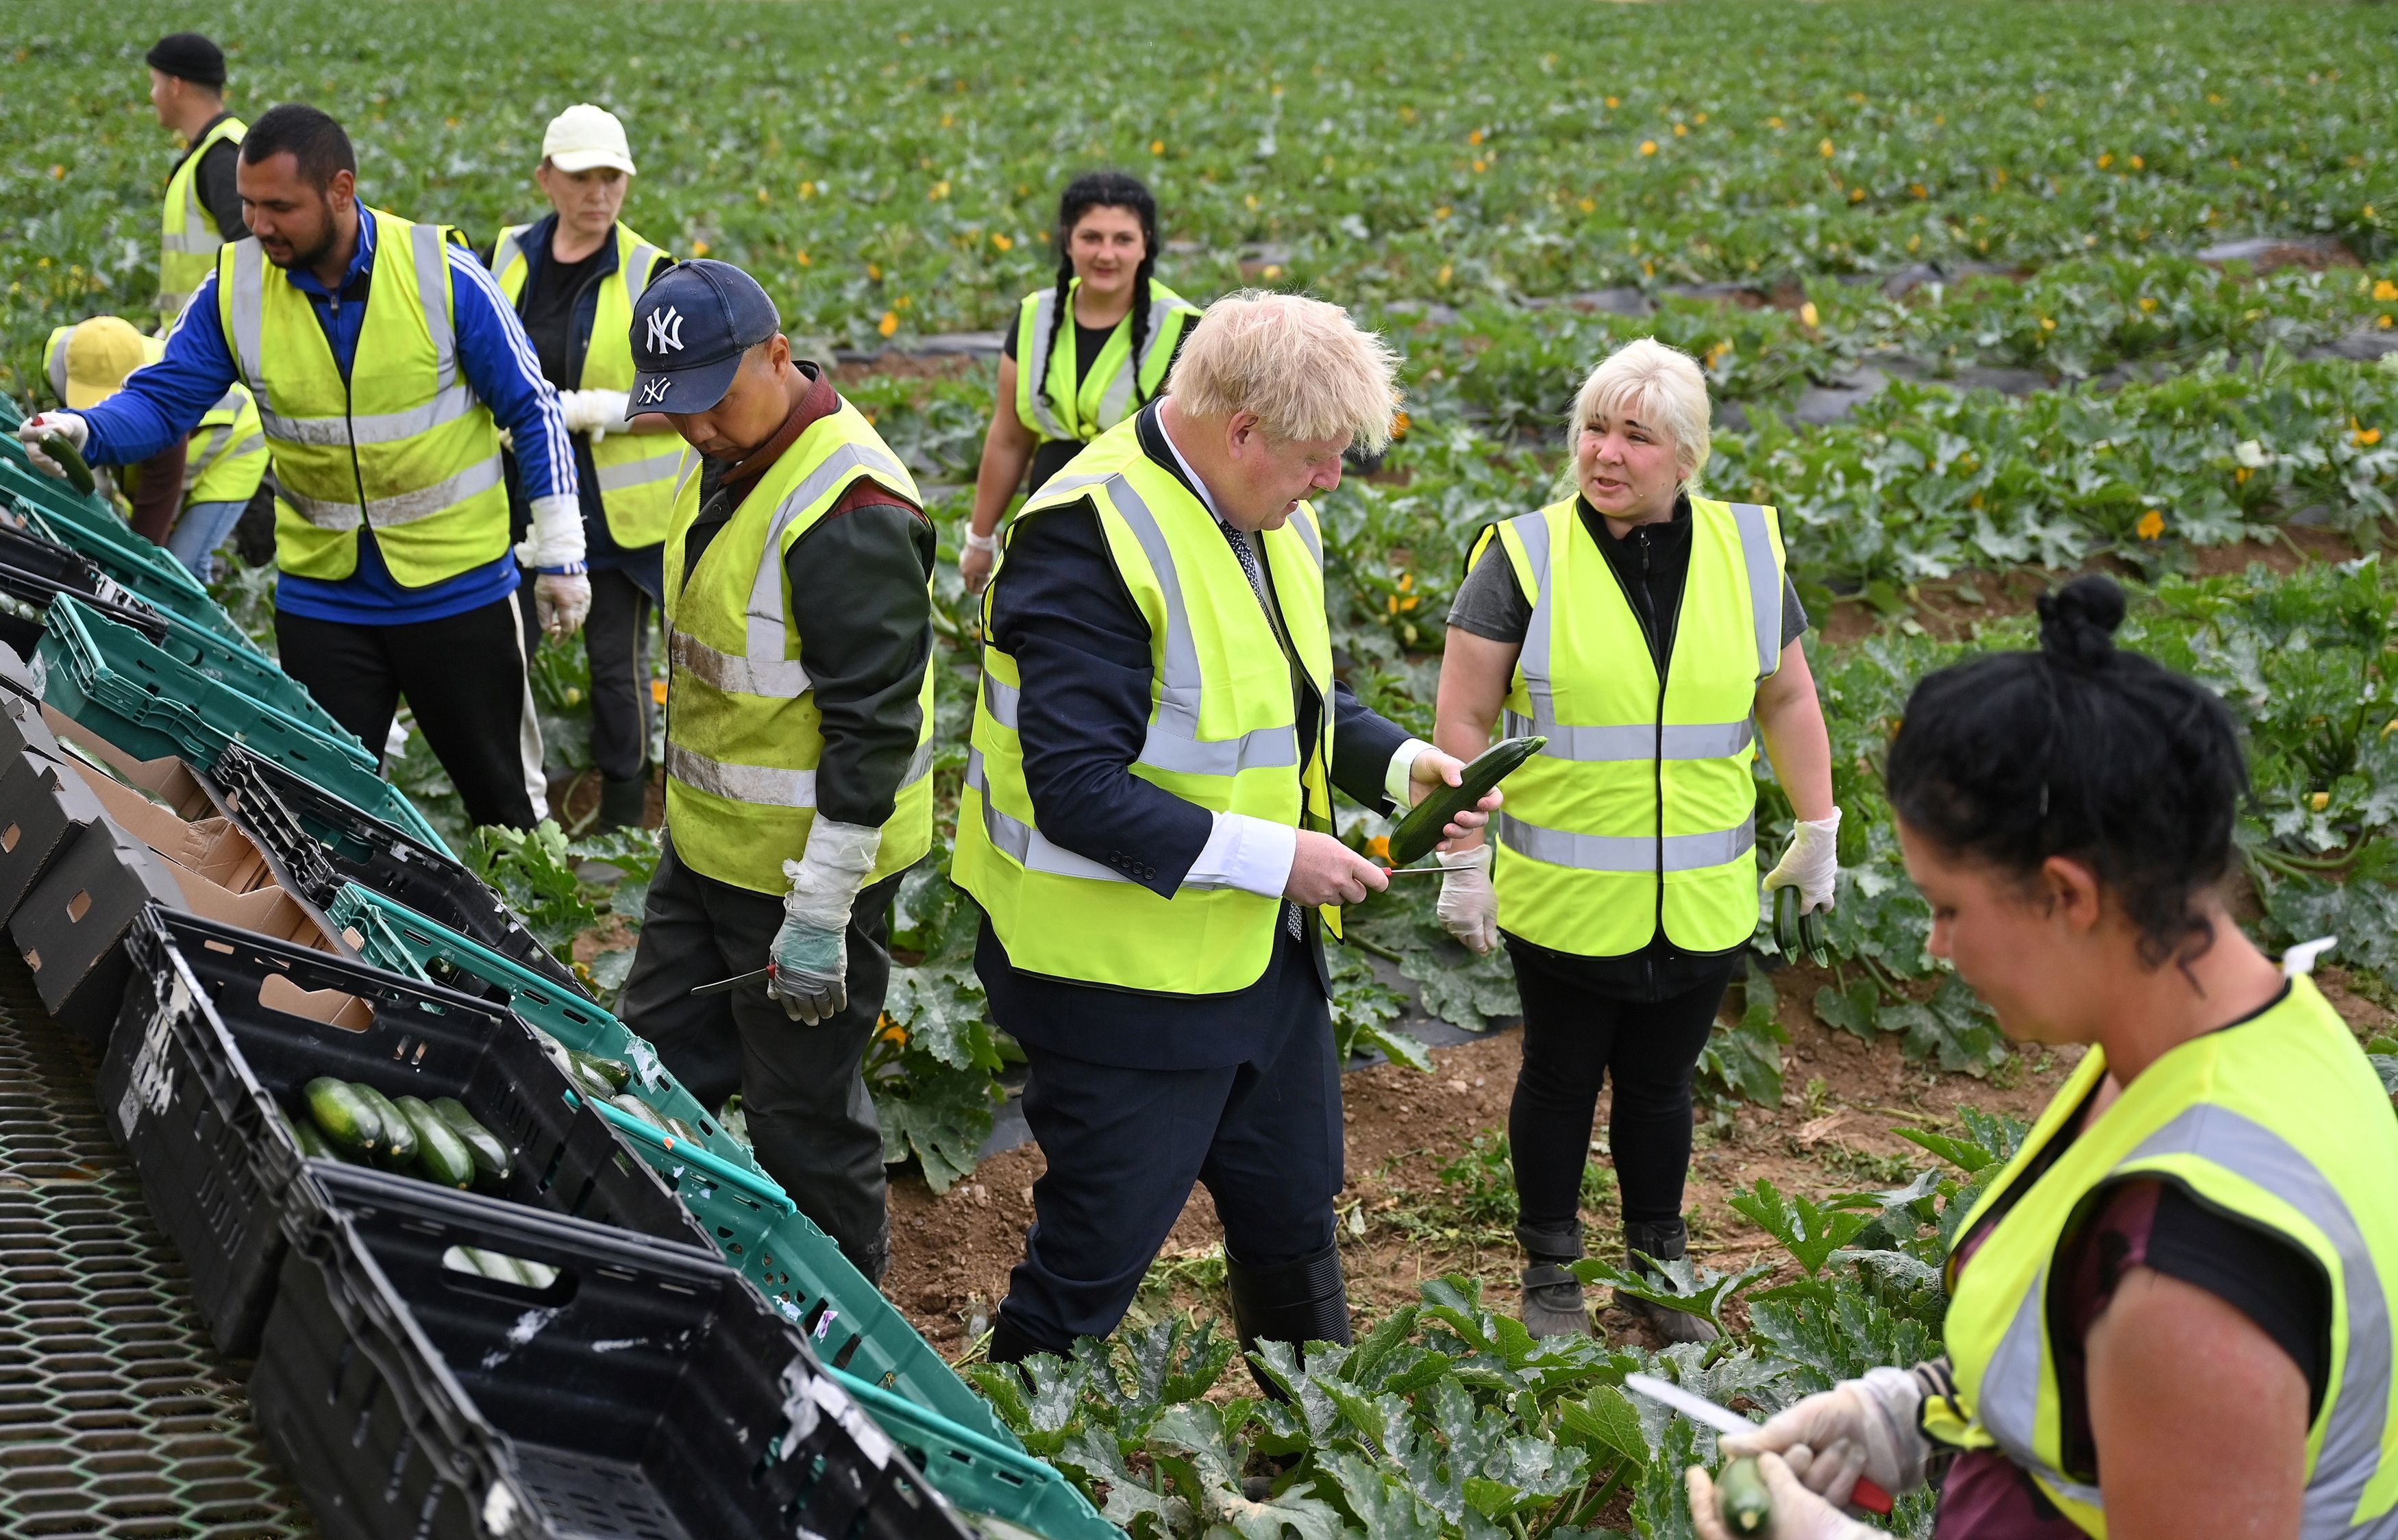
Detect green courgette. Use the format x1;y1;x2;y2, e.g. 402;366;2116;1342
609;1093;669;1131
664;1117;704;1144
347;1082;418;1169
569;1050;632;1093
431;1096;512;1183
1386;734;1545;867
1772;884;1831;968
304;1076;382;1156
40;432;96;497
395;1095;476;1190
1717;1456;1772;1536
283;1107;336;1160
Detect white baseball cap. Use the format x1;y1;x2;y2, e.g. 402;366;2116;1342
542;103;636;176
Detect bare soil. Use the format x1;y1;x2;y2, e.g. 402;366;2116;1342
882;965;2393;1358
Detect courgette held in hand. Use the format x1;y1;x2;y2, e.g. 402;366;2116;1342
1771;882;1831;969
1717;1456;1773;1535
1385;734;1544;867
41;432;97;497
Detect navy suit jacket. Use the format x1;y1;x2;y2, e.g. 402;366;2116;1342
974;403;1411;1069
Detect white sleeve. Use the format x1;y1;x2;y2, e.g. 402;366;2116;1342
1183;812;1298;898
1385;737;1434;808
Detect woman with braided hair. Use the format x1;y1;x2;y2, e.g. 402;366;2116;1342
960;170;1202;593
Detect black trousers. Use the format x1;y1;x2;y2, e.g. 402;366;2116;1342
275;595;541;832
996;936;1344;1356
515;565;657;784
616;832;899;1282
1505;937;1735;1234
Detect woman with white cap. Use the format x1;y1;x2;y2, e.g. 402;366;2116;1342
487;103;681;830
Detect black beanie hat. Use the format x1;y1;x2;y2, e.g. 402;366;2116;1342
145;33;226;89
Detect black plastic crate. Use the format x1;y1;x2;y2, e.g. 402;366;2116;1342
252;1162;972;1540
208;744;583;993
16;819;186;1044
99;908;713;1361
0;517;170;656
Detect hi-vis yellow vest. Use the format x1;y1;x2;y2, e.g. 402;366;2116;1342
1476;496;1785;957
953;417;1340;995
490;221;680;549
217;208;509;587
1012;280;1201;445
660;402;931;895
43;325;267;510
158;114;247;329
1926;971;2398;1537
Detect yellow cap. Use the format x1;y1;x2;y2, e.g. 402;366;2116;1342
61;316;158;409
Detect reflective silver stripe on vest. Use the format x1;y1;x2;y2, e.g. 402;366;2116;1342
670;627;808;699
493;227;526;282
1974;1105;2395;1536
411;221;459;392
1289;504;1324;568
740;440;915;666
184;424;232;493
1727;500;1781;678
595;447;686;493
227;239;267;387
45;327;73;401
259;384;478;447
967;749;1134;884
625;243;669;305
1504;712;1755;762
161;233;221;254
667;742;815;808
1021;290;1073;440
284;454;504;532
1104;474;1302;778
1091;297;1197;427
1496;812;1755;872
982;671;1019;730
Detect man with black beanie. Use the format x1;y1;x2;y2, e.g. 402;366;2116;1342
146;32;247;330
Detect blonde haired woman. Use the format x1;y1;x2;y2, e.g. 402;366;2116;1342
959;291;1498;1376
1433;338;1840;1341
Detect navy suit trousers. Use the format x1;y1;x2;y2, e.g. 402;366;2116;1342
996;933;1344;1353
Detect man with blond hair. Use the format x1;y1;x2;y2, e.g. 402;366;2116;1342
955;290;1500;1375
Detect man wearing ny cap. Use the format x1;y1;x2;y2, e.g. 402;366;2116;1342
147;32;247;330
18;104;582;832
613;260;936;1282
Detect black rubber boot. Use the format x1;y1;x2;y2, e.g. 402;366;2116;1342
1224;1242;1353;1400
595;773;649;832
1618;1217;1719;1343
985;1308;1066;1373
1515;1219;1590;1338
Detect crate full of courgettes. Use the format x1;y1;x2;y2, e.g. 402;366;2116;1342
100;908;714;1361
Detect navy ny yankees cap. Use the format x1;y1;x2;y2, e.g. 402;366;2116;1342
628;259;780;415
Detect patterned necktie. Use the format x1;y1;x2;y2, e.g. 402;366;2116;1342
1219;521;1307;941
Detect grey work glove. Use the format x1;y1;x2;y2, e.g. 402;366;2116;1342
769;819;882;1023
534;571;593;641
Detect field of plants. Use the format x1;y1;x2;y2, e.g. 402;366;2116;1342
7;1;2398;1535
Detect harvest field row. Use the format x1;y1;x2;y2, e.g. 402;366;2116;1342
7;3;2397;1535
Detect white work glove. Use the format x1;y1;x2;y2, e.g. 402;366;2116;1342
560;388;632;442
1720;1367;1932;1506
534;573;591;640
1764;808;1842;914
771;819;882;1024
960;527;1000;594
1435;844;1497;955
514;492;588;571
18;412;89;479
1688;1453;1877;1540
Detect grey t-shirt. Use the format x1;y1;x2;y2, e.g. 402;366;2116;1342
1446;499;1807;657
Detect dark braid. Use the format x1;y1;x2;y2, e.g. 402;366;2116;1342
1041;169;1163;419
1128;254;1161;406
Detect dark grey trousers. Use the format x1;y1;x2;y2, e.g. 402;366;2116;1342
617;832;900;1281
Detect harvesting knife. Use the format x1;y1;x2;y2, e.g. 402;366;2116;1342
1623;1374;1894;1516
689;964;775;997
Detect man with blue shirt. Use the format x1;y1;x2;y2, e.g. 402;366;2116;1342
18;103;580;830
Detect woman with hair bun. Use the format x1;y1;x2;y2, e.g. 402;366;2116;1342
959;170;1203;593
1685;575;2398;1540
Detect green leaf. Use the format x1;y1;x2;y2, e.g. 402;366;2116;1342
1812;978;1882;1041
1726;1177;1878;1274
869;1052;1000;1193
1556;1382;1655;1467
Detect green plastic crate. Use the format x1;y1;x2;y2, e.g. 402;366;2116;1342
34;593;447;853
0;481;263;652
0;456;221;604
326;888;1067;1461
830;1369;1123;1540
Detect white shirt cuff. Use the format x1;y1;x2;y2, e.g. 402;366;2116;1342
518;493;587;569
1386;738;1434;808
1185;812;1297;899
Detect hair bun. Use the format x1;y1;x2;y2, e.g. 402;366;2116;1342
2037;575;2125;670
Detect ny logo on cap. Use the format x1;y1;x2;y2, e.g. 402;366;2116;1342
646;306;685;355
637;377;672;405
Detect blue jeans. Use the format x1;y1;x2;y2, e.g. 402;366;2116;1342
164;499;249;582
